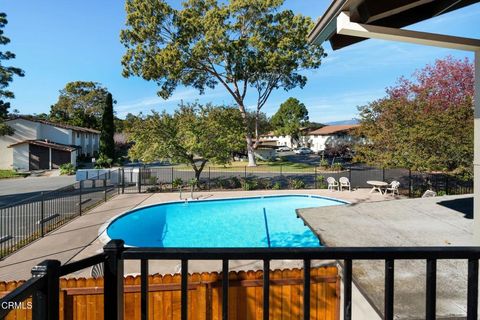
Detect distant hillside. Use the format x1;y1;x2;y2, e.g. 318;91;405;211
325;119;359;126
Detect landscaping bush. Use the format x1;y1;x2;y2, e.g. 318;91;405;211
59;163;76;175
94;154;113;168
316;175;327;189
172;178;183;189
241;177;259;191
272;181;282;190
319;158;329;168
330;162;344;171
288;178;306;189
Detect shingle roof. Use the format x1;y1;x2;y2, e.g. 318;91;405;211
308;124;359;135
8;117;101;134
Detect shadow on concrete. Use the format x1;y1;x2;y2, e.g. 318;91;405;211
437;197;473;219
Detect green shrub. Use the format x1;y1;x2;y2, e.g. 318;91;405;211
316;175;327;189
241;177;258;191
436;190;447;196
172;178;183;188
148;176;158;185
288;178;306;189
94;154;113;168
319;158;329;168
330;162;344;171
272;181;282;190
59;163;76;175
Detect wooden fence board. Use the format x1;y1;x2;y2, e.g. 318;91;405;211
0;266;339;320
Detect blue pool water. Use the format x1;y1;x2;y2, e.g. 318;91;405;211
106;195;345;248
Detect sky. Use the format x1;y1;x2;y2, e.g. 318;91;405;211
2;1;480;123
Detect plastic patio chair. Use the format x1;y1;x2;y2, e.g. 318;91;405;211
339;177;351;191
91;263;104;278
327;177;339;191
385;181;400;196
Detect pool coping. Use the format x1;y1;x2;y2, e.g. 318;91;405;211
98;193;350;248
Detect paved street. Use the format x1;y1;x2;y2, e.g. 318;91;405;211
0;175;76;207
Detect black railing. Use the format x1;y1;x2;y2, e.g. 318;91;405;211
1;240;479;320
0;170;120;259
120;165;473;197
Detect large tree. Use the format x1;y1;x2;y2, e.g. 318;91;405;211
270;97;309;146
120;0;325;166
50;81;110;130
127;103;244;181
0;12;24;135
99;93;115;160
355;56;474;175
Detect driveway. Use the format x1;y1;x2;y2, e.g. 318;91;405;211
0;175;76;207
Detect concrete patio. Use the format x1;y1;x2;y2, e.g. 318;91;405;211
0;188;387;281
298;194;474;319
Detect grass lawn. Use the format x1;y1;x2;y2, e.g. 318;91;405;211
0;170;26;179
174;160;316;173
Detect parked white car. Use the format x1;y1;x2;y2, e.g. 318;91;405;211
276;146;291;152
294;147;313;155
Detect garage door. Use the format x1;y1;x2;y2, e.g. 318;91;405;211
51;149;71;169
29;145;49;170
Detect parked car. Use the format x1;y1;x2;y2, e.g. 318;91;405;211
294;147;313;155
276;146;291;152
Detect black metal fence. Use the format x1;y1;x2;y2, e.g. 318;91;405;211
1;240;479;320
0;170;120;260
120;165;473;197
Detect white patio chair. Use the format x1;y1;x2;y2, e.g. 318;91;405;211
339;177;351;191
422;190;437;198
327;177;339;191
385;180;400;196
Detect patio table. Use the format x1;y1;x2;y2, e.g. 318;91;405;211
367;180;388;194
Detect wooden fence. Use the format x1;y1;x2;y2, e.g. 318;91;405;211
1;266;339;320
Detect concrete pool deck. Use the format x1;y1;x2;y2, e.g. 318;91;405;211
297;194;474;319
0;188;388;281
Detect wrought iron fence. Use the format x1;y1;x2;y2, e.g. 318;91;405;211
1;240;479;320
0;165;472;260
0;170;121;260
119;165;473;197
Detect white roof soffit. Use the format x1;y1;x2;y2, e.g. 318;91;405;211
336;11;480;52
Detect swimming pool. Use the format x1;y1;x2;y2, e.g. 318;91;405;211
106;195;346;248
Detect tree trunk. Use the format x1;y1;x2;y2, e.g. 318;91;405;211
245;135;257;167
237;102;257;167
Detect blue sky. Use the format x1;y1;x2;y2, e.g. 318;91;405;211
2;1;479;123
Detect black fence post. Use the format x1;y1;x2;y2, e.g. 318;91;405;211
348;164;352;185
445;174;449;195
314;167;317;189
104;178;108;202
79;181;83;216
244;166;247;179
138;168;142;193
208;167;211;191
31;260;61;320
382;167;385;182
171;167;174;192
41;192;45;237
104;240;125;320
121;168;125;194
409;169;412;198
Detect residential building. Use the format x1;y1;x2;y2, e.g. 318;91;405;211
306;124;360;153
0;117;100;171
260;124;360;153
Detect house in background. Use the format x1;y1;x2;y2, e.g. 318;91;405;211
259;124;360;153
306;124;360;153
0;117;100;171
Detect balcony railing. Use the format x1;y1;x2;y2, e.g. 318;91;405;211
1;240;479;320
